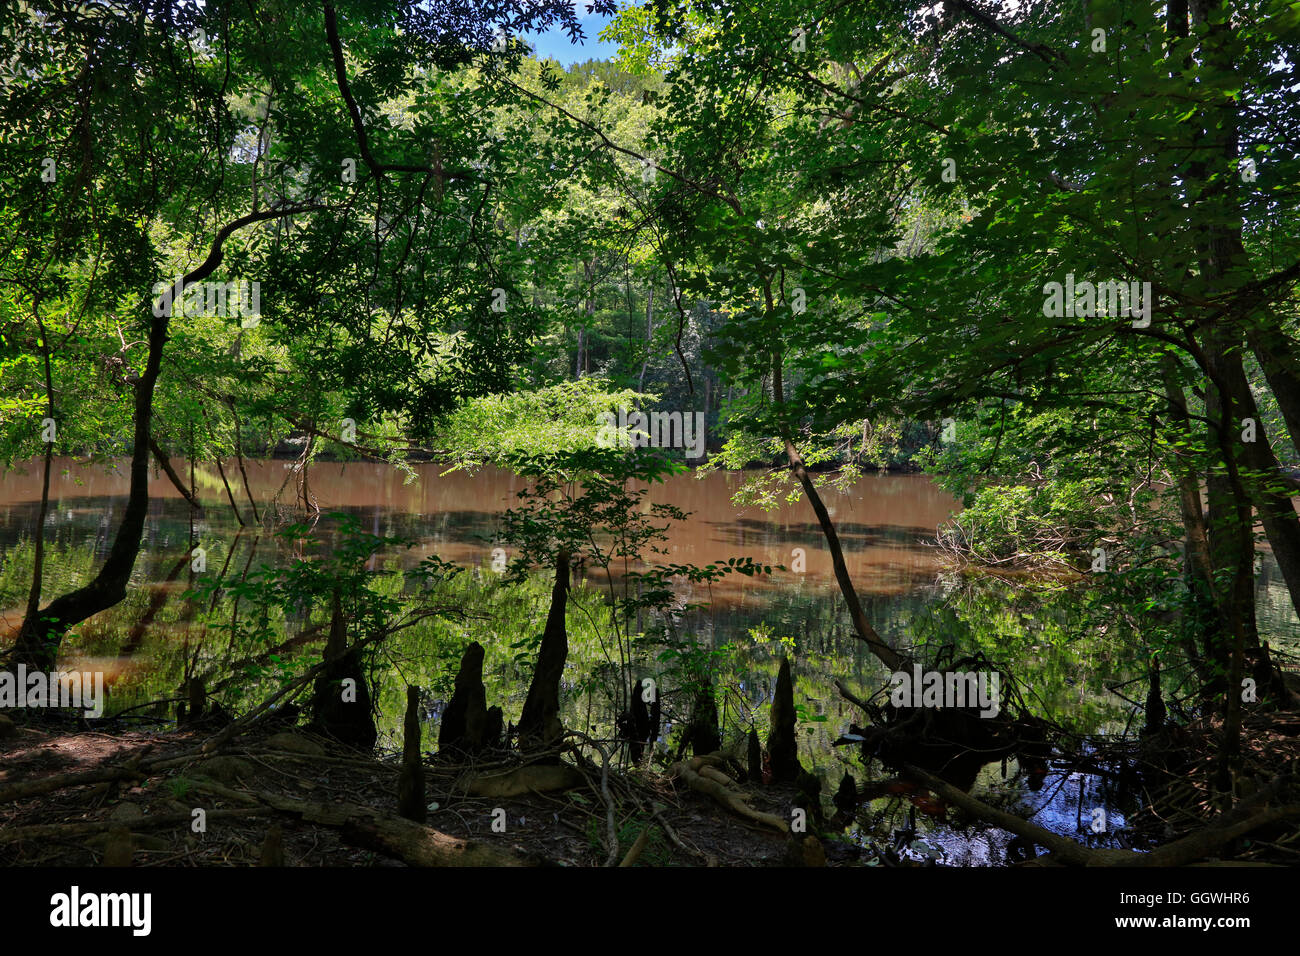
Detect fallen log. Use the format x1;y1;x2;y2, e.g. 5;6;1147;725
0;766;146;804
903;764;1101;865
339;814;543;867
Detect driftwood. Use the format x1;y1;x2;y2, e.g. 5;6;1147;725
671;754;788;833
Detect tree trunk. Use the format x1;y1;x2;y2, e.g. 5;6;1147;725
770;347;905;671
639;285;654;392
1248;321;1300;454
1160;356;1226;680
149;437;201;509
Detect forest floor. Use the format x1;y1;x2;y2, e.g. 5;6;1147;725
5;707;1300;867
0;719;862;867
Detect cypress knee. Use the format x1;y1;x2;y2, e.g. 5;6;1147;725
517;551;570;754
623;678;662;763
1141;655;1166;737
398;685;426;822
259;824;284;866
834;772;858;818
438;642;488;757
747;727;763;782
310;590;376;750
767;656;801;781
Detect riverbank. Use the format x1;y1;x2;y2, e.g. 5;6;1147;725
0;718;850;868
5;698;1300;868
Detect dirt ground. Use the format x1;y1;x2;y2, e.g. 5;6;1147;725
6;706;1298;867
0;718;866;867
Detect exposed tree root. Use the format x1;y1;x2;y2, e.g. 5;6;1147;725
671;754;788;833
457;762;586;798
618;826;652;867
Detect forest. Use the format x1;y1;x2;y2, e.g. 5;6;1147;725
1;0;1299;892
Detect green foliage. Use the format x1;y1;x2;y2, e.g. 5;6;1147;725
435;379;649;471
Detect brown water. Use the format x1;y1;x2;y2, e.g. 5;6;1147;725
0;455;976;754
0;456;958;604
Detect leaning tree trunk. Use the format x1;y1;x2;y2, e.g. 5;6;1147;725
9;208;293;671
1219;317;1300;625
767;333;905;672
1248;320;1300;455
517;551;570;753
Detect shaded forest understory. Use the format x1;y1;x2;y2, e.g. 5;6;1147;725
4;650;1299;867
